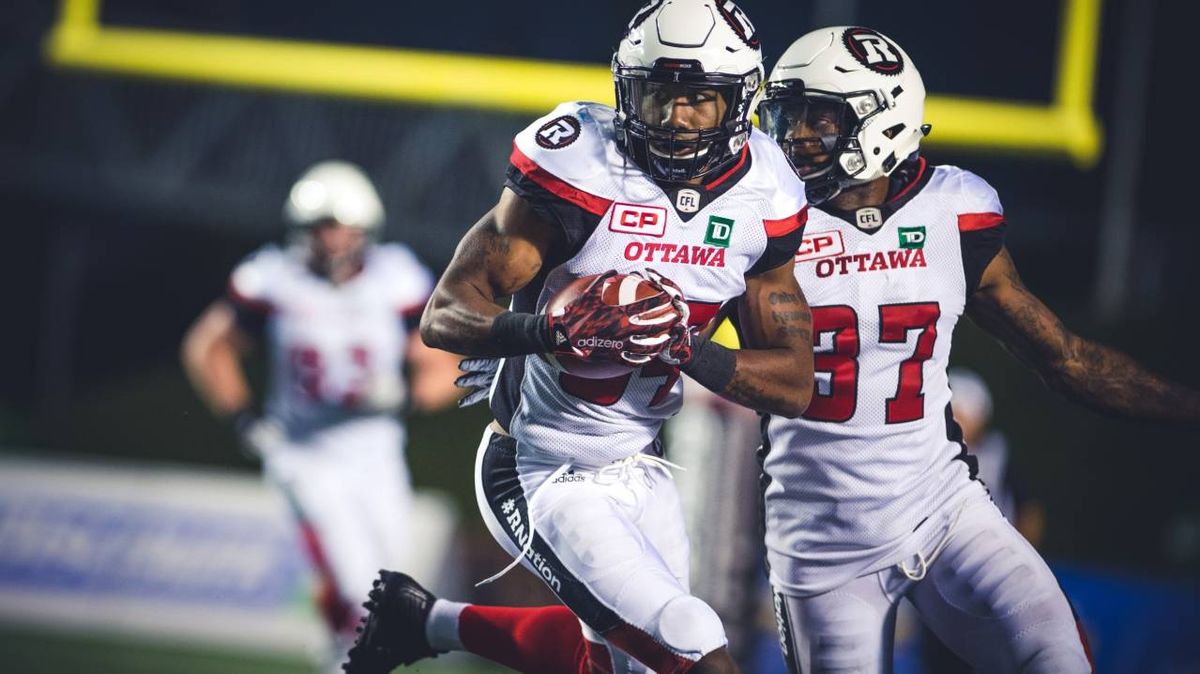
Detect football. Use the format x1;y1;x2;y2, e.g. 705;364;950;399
541;272;669;379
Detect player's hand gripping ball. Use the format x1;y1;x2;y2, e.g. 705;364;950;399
543;270;684;378
640;268;698;366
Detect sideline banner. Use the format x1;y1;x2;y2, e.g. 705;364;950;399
0;455;456;656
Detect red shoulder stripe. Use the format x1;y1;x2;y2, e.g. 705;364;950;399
764;205;809;238
958;212;1005;232
510;144;613;216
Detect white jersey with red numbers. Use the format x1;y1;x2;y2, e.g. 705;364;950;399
491;101;808;468
228;242;433;431
761;160;1008;596
226;242;433;660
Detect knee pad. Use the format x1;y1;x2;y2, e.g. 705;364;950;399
655;594;727;661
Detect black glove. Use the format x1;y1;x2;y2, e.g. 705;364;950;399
230;409;284;459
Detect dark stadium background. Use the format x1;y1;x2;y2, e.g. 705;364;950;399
1;0;1198;671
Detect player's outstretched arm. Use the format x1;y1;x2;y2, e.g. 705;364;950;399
968;247;1200;425
680;261;814;418
420;189;559;357
181;300;255;418
405;335;463;412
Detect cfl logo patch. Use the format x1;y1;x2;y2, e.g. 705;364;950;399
843;27;905;75
536;115;582;149
856;207;883;231
675;188;700;214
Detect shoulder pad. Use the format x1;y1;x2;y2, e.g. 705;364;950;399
929;164;1004;216
511;102;618;190
744;128;809;224
371;243;434;309
229;245;287;304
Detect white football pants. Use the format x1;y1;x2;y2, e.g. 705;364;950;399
475;426;728;673
772;490;1092;673
262;416;413;634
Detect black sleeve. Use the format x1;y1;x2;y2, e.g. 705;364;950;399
402;304;425;333
747;219;806;276
727;302;745;342
227;296;267;337
504;164;604;256
961;220;1007;295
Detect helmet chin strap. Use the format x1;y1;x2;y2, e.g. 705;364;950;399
811;150;920;206
882;153;923;199
803;177;843;205
310;248;365;284
647;142;711;159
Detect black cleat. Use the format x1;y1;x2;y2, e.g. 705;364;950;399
342;570;446;673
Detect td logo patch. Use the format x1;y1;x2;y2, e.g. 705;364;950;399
535;115;581;149
898;226;926;249
705;215;735;248
842;27;905;75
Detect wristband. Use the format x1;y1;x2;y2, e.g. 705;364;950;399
489;311;554;355
230;408;257;435
681;336;737;393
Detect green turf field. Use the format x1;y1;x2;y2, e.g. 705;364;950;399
0;626;508;674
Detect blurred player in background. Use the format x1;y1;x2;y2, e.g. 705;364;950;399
755;26;1200;672
667;363;765;669
180;160;460;673
947;367;1044;545
344;1;813;673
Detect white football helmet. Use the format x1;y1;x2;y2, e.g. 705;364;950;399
613;0;764;182
283;160;384;235
757;27;930;203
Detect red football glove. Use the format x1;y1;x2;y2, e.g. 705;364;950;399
658;322;699;366
547;271;682;367
637;268;690;326
635;269;697;366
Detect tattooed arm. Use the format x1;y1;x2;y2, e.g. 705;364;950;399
968;247;1200;424
420;188;559;356
684;260;814;418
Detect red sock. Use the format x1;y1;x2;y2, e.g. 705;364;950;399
459;605;612;674
296;522;354;634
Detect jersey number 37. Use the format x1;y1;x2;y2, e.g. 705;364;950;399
805;302;940;424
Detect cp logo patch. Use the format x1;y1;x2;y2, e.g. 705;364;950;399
795;230;845;262
610;203;668;238
842;27;905;75
535;115;582;149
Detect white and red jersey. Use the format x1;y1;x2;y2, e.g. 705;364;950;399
492;101;808;467
762;160;1008;595
228;243;433;431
